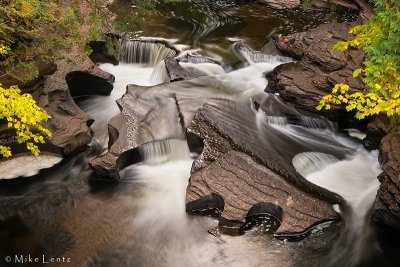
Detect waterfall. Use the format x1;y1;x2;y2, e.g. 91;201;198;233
180;62;226;76
150;60;170;84
265;116;289;126
119;139;192;228
292;152;339;177
118;40;177;66
233;42;293;64
294;149;381;266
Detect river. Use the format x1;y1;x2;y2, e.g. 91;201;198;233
0;1;398;267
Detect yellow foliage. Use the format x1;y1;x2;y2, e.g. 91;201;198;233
0;84;52;158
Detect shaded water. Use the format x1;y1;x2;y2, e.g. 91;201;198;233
109;0;357;60
0;1;398;267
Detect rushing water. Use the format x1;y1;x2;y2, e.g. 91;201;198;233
0;1;398;267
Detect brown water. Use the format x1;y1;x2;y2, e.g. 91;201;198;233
109;0;356;57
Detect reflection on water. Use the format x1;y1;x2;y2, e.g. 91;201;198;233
109;0;357;56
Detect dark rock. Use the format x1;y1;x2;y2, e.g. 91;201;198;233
274;219;340;242
371;117;400;230
88;40;119;65
261;39;287;57
36;60;114;156
177;53;224;66
363;115;390;150
218;218;244;236
186;193;225;218
353;0;374;21
240;202;283;233
65;71;114;97
267;22;366;121
372;198;400;232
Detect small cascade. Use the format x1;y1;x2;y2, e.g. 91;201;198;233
150;60;170;84
265;116;289;126
233;42;293;64
221;62;282;97
292;152;340;177
299;117;336;131
118;40;177;66
137;139;191;165
180;62;226;76
77;63;163;150
119;139;192;228
178;52;222;65
294;149;381;265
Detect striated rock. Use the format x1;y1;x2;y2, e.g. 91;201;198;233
189;100;353;184
89;85;184;178
187;150;339;232
266;22;366;120
32;60;114;155
371;117;400;230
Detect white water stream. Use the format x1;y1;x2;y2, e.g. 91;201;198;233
0;40;384;266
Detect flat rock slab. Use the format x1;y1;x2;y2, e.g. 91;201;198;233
187;151;339;232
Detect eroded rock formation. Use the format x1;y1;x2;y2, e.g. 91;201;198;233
266;22;366;121
89;85;184;178
33;60;114;155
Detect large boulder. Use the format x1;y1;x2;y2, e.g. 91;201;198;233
266;22;366;121
32;60;114;155
187;150;339;232
186;100;353;233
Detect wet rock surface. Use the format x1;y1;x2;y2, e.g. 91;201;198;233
33;60;114;155
371;117;400;231
266;22;366;120
185;100;353;233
